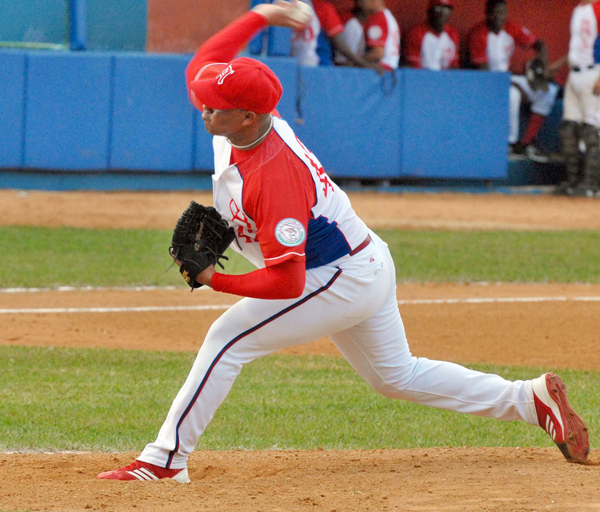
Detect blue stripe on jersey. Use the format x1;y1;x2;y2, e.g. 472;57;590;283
305;216;351;269
595;37;600;64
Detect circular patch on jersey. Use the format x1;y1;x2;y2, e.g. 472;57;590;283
275;218;306;247
367;25;383;41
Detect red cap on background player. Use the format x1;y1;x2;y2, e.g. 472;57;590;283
190;57;283;114
429;0;453;8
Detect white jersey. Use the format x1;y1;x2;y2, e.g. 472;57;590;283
364;8;401;69
568;2;600;68
291;0;321;67
211;116;369;270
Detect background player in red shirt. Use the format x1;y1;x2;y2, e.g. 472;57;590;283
405;0;460;70
293;0;383;71
347;0;400;70
468;0;557;161
468;0;545;72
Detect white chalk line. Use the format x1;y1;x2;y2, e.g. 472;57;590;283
1;296;599;314
0;285;180;293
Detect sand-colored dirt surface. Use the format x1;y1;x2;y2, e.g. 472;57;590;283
2;449;599;512
1;189;600;231
1;190;599;512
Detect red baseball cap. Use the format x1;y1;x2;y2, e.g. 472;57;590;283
190;57;283;114
429;0;453;8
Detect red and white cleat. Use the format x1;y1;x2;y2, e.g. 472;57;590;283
97;460;190;483
532;373;590;463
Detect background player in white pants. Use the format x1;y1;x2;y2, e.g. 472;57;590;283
97;1;590;483
559;0;600;197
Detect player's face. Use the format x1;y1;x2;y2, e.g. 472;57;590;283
487;3;507;31
429;5;452;31
356;0;377;14
201;106;248;137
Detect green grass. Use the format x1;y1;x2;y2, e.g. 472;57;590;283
0;226;599;287
1;346;597;452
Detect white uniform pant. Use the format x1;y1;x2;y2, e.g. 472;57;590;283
509;75;559;144
140;233;539;469
563;65;600;127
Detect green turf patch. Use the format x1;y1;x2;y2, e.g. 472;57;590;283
0;226;599;288
0;346;596;452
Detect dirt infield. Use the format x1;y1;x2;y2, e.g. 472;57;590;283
1;190;599;512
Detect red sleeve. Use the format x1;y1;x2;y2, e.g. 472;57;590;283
504;21;537;48
594;1;600;21
185;11;268;94
448;26;460;68
405;25;426;68
340;10;355;25
468;23;489;65
364;11;389;48
313;1;344;37
211;259;305;299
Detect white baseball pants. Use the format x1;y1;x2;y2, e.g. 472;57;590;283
140;232;539;469
563;65;600;127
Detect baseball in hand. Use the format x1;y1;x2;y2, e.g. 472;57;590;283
288;1;312;26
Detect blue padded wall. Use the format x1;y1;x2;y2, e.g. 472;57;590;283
295;66;401;178
194;56;298;171
24;52;112;170
0;51;26;167
401;69;509;179
110;54;195;171
267;27;292;57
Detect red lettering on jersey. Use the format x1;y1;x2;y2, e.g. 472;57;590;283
295;136;335;197
293;26;314;42
229;199;254;244
582;19;592;49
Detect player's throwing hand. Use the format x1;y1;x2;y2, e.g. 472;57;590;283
253;0;312;30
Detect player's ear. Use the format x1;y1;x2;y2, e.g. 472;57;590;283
241;110;258;127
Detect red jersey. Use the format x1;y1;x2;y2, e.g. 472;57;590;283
405;23;460;70
468;20;537;72
313;0;344;37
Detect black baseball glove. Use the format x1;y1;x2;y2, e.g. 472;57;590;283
169;201;235;290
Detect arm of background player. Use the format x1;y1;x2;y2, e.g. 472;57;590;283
185;11;267;89
468;27;489;70
449;28;460;68
210;259;306;299
185;2;309;89
330;33;385;73
404;27;423;68
547;54;568;77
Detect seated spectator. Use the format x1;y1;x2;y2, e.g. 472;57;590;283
337;0;401;70
405;0;459;70
468;0;557;161
468;0;545;72
510;57;563;162
291;0;383;72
